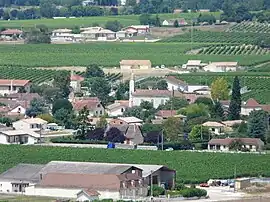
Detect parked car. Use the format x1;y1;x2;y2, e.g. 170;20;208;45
229;182;235;188
200;183;209;187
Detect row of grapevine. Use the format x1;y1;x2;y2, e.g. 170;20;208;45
162;30;270;44
106;73;123;82
227;21;270;33
199;45;270;55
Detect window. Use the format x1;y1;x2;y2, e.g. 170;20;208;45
30;124;34;129
212;128;215;132
100;110;102;115
121;108;124;112
95;111;98;114
120;121;123;124
151;99;154;103
97;104;101;107
161;99;164;105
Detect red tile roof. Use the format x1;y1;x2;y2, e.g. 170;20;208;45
245;98;260;107
80;189;100;197
72;97;101;111
0;79;30;86
70;74;84;81
1;29;23;35
209;138;264;146
132;89;183;97
156;110;177;118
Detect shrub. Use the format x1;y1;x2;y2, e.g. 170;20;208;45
180;188;207;198
175;183;186;190
150;185;165;196
167;190;182;196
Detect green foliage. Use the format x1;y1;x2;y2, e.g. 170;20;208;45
229;139;244;151
75;106;91;139
211;77;229;100
53;71;70;98
88;77;111;105
159;97;189;110
189;125;210;140
141;123;162;134
96;116;108;128
173;20;179;27
179;103;209;119
52;99;73;115
162;117;183;141
197;13;216;24
53;108;75;128
156;80;168;90
228;76;241;120
211;101;224;120
26;98;47;117
105;20;122;32
247;110;268;141
151;185;165;196
180;188;207;198
85;64;105;78
175;183;186;190
37;114;55;123
25;26;51;44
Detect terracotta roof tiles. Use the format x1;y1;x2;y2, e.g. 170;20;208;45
0;79;30;86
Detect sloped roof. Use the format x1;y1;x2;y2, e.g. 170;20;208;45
118;117;143;124
0;163;45;183
222;120;245;127
77;189;100;197
202;121;225;127
165;76;187;85
120;60;151;66
245;98;260;107
72;97;101;111
209;138;264;146
107;101;129;111
156;110;177;118
187;60;201;66
15;118;47;124
0;79;30;86
0;130;41;138
210;62;238;66
3;93;41;101
70;74;84;81
1;29;23;35
52;28;72;33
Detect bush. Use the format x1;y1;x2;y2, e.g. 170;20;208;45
51;136;108;144
158;141;194;150
180;188;207;198
150;185;165;196
175;183;186;190
167;190;182;196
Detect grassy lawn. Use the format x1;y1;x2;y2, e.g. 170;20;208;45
0;195;55;202
0;43;268;67
0;145;270;184
0;12;221;29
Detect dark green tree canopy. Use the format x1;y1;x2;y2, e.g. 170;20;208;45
52;99;73;114
228;76;241;120
85;64;105;78
247;110;268;141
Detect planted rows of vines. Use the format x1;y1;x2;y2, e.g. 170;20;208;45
227;21;270;33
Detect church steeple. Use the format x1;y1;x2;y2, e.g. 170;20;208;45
129;72;135;107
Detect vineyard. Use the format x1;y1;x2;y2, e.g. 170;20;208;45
227;21;270;33
198;45;270;55
162;30;270;44
0;145;270;184
172;72;270;104
0;43;269;67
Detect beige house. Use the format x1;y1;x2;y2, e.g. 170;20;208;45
202;121;226;135
120;60;151;70
182;60;207;70
72;97;105;117
51;29;72;37
208;138;264;152
12;118;48;132
81;27;116;40
0;130;41;145
0;79;31;95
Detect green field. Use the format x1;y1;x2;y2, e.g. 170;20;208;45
0;145;269;184
171;72;270;104
0;43;269;67
0;12;221;29
162;30;270;44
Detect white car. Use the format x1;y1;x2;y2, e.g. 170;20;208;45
165;147;174;151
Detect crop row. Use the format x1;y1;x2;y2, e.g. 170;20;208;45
0;145;270;184
162;30;269;44
0;44;269;67
227;21;270;33
199;45;270;55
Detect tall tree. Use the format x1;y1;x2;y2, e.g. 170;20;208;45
40;0;57;18
53;71;71;98
228;76;241;120
89;77;111;105
52;99;73;115
96;116;108;128
211;101;224;120
247;110;268;141
26;98;47;117
189;125;210;140
105;20;122;32
75;106;91;139
85;64;104;78
162;117;183;142
211;77;229;101
158;97;189;110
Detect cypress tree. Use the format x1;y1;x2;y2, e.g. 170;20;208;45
228;76;241;120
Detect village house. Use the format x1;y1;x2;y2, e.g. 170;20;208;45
182;60;207;70
12;118;48;132
165;76;187;91
120;60;152;70
0;79;31;95
51;29;72;37
202;121;226;135
0;129;41;145
0;29;23;39
123;25;150;35
116;30;137;38
221;98;270;116
81;27;116;40
203;62;238;72
0;161;175;200
208;138;264;152
105;123;144;145
76;189;100;202
72;97;105;117
162;18;188;26
153;110;187;124
106;100;129;116
70;72;84;93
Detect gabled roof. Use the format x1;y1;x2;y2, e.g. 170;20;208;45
0;79;30;86
1;29;23;35
0;130;41;138
2;93;41;101
245;98;260;107
77;189;100;197
202;121;225;127
118;116;143;124
14;118;47;124
186;60;201;66
52;28;72;33
208;138;264;146
0;163;45;183
107;101;129;111
156;110;177;118
70;74;84;81
132;89;174;97
72;97;102;111
222;120;245;127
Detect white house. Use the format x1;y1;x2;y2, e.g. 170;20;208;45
182;60;207;70
162;18;187;26
202;121;225;135
12;118;48;132
106;100;129;117
81;28;116;40
76;190;100;201
70;72;84;92
203;62;238;72
0;130;40;145
51;29;72;37
208;138;264;152
165;76;187;91
120;60;151;70
0;79;31;95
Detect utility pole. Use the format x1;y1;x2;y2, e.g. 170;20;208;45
161;129;164;151
234;164;236;192
150;170;153;198
200;125;203;140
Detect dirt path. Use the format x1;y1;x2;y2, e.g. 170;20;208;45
254;61;270;68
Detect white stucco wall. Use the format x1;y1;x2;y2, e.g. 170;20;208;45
98;190;120;200
107;107;125;117
13;121;47;131
27;136;37;144
133;96;170;108
167;82;178;91
0;134;8;144
10;106;26;115
0;181;13;193
241;107;261;116
186;85;208;93
77;193;99;201
70;81;81;92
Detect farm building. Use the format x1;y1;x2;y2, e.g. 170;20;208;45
120;60;152;70
202;121;226;135
51;29;72;37
208;138;264;152
0;161;175;200
203;62;238;72
123;25;150;35
81;27;116;40
0;79;31;95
